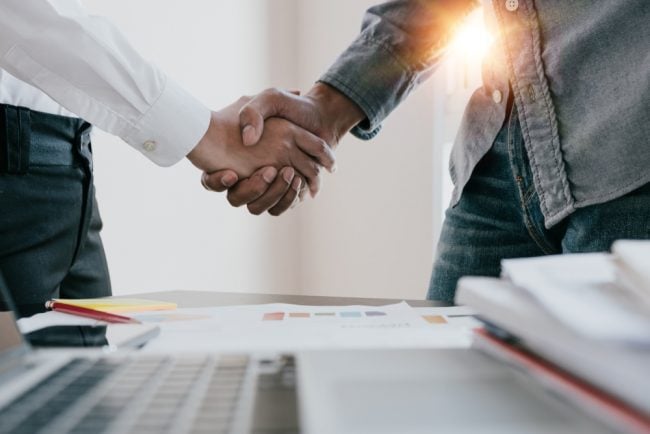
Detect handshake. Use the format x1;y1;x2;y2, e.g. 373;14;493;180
186;83;364;216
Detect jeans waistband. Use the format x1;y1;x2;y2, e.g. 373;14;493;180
0;104;92;174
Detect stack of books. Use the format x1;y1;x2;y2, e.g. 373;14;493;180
456;241;650;434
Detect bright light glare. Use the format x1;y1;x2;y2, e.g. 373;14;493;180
448;9;493;61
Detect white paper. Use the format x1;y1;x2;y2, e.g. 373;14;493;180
17;303;477;352
134;302;473;353
501;253;650;345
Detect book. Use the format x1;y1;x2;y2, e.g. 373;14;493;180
456;276;650;418
499;253;650;345
472;327;650;434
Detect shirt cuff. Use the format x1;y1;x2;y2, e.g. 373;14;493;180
318;37;414;141
122;79;211;167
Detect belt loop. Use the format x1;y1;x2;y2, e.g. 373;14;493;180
75;121;93;171
75;122;93;151
0;105;31;174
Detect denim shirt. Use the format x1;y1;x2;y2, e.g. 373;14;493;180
319;0;650;228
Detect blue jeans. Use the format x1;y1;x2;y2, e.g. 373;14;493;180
427;105;650;302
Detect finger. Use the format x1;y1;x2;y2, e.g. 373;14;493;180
269;176;302;216
246;167;295;215
227;166;277;207
288;89;301;95
289;174;308;204
298;179;309;203
292;126;337;173
289;143;324;198
202;170;239;193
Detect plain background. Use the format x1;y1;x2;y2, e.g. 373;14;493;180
84;0;485;300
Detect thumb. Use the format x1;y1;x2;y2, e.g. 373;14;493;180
239;104;265;147
239;88;310;146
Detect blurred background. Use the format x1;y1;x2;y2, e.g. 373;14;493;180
85;0;489;300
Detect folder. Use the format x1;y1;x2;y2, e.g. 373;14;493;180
52;298;177;313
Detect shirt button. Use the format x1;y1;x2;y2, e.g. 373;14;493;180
492;89;503;104
505;0;519;11
143;140;157;152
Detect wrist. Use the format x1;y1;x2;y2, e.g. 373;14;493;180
306;83;365;148
187;111;229;172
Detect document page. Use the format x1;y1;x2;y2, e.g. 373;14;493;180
133;302;475;353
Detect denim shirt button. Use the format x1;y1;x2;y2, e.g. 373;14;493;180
492;90;503;104
505;0;519;12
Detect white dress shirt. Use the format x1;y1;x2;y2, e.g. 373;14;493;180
0;0;210;166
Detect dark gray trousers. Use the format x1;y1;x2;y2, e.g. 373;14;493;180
0;104;111;317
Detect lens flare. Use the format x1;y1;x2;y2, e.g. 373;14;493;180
448;9;493;61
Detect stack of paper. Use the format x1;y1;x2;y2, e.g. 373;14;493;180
456;249;650;430
501;253;650;346
612;240;650;310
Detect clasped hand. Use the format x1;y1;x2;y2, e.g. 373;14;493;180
187;85;364;216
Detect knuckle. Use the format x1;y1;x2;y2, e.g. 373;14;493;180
252;183;267;197
317;144;331;161
311;162;322;177
264;87;281;98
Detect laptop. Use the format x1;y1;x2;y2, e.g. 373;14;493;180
0;274;615;434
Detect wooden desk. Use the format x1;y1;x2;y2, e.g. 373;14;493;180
121;290;448;308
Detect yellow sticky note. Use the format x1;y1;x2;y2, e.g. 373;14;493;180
54;298;177;313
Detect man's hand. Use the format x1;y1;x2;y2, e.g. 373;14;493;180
201;166;305;216
238;83;365;150
187;96;336;197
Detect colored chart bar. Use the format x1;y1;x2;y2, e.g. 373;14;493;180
263;312;285;321
365;311;387;317
340;311;362;318
262;310;390;321
422;315;447;324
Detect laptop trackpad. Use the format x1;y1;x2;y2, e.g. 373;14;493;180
297;349;612;434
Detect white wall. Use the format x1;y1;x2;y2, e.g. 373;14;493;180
289;1;437;300
85;0;441;300
86;0;300;295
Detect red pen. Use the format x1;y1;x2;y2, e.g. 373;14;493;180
45;300;141;324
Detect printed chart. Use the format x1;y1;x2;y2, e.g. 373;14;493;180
263;310;388;321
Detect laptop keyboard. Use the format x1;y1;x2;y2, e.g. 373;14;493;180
0;355;251;434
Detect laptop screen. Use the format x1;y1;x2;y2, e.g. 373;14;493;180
0;272;26;355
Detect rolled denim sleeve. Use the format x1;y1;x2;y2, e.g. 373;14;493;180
319;0;479;140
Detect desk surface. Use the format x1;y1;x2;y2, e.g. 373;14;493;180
124;290;447;308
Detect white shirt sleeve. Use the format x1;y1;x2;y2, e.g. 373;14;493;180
0;0;211;167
